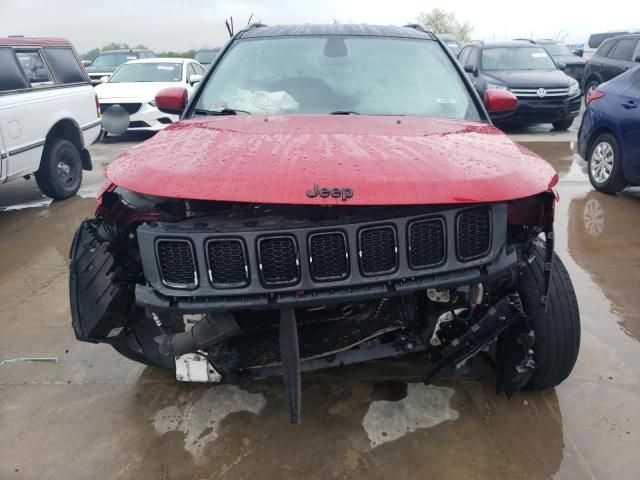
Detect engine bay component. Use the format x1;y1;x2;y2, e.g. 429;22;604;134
155;313;239;357
175;353;222;383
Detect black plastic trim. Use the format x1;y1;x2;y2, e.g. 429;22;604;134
155;238;198;289
205;237;250;289
308;230;350;282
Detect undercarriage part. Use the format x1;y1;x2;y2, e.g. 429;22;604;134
212;298;408;371
69;218;135;342
155;313;239;356
424;294;534;388
496;316;536;397
279;308;302;424
175;353;222;383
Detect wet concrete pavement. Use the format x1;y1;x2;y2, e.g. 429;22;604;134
1;125;639;479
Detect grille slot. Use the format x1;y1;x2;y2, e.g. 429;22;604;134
100;103;142;115
309;231;349;281
258;236;300;286
456;209;492;261
408;218;446;268
206;238;249;288
359;226;398;275
156;239;198;288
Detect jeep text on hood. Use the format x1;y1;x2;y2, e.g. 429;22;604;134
69;24;580;425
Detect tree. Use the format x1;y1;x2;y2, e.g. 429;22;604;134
416;9;473;43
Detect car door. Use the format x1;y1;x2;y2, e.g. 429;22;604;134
604;38;638;81
619;69;640;176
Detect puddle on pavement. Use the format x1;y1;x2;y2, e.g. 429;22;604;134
362;383;458;447
152;385;266;461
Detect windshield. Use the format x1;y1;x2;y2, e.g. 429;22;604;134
194;36;480;120
482;47;557;70
542;43;573;56
194;49;220;64
91;52;138;69
108;63;183;83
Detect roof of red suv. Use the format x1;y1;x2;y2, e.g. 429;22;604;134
0;37;72;47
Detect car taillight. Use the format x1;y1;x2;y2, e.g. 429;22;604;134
95;93;100;116
587;90;605;105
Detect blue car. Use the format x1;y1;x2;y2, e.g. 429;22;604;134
578;65;640;193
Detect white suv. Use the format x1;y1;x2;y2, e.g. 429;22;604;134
0;37;101;199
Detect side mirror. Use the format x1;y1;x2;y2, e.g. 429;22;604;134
557;62;566;70
99;75;109;83
81;60;92;67
188;74;203;86
484;89;518;120
155;87;188;115
635;54;640;63
464;64;477;75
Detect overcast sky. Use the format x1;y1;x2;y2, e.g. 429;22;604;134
1;0;638;53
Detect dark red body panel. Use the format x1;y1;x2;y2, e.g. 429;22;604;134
106;115;558;205
0;37;72;47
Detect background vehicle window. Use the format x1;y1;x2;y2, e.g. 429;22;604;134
467;48;478;66
194;63;205;75
610;39;638;61
0;47;30;92
458;47;470;65
44;48;86;84
481;47;556;70
195;36;481;121
542;43;574;56
188;63;197;80
91;52;138;69
15;50;54;86
588;32;627;49
596;40;615;58
108;62;182;83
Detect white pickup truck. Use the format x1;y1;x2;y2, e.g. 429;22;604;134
0;37;101;199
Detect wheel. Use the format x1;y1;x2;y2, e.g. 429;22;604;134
587;133;627;193
552;119;574;131
518;241;580;390
584;80;599;106
35;138;82;199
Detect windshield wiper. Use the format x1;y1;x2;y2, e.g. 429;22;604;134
329;110;360;115
194;108;252;116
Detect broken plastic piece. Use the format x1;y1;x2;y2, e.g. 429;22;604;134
0;356;58;365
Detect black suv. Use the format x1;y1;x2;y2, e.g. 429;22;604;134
583;34;640;103
458;41;581;130
84;49;156;84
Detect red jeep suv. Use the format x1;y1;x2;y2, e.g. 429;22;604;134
70;24;580;423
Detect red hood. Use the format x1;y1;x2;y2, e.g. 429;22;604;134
105;115;557;205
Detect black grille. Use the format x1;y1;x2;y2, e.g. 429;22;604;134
408;218;446;268
258;236;300;286
309;232;349;281
100;103;142;115
359;226;397;275
156;240;197;288
457;209;492;261
206;239;248;288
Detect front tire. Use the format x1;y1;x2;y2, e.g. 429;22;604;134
587;133;627;193
519;242;580;391
35;138;83;200
552;119;574;131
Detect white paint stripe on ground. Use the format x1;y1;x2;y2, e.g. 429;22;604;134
362;383;459;447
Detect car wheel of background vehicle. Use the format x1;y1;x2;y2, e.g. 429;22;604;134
587;133;627;193
584;80;599;106
552;119;574;131
518;241;580;391
35;138;82;200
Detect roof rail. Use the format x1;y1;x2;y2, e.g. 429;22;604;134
512;38;537;44
247;23;267;30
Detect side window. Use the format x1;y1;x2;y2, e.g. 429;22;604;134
194;63;205;75
458;47;469;65
15;50;54;86
44;48;86;84
596;40;615;58
610;39;638;61
467;48;478;67
187;63;197;81
0;47;30;92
